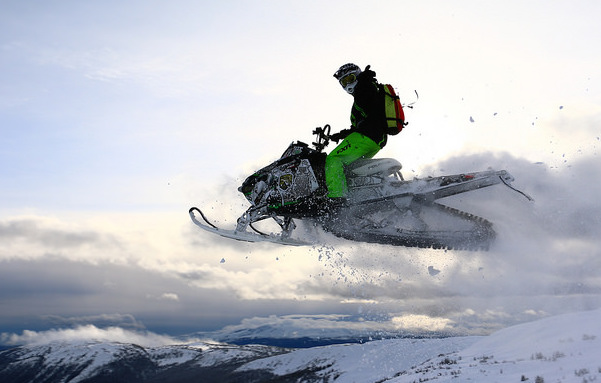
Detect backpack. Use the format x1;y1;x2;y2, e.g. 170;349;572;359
380;84;406;135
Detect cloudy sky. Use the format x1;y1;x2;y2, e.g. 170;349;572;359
1;0;601;346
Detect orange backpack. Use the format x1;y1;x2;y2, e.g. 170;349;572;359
381;84;406;135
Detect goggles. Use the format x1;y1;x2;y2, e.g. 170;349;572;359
339;73;357;87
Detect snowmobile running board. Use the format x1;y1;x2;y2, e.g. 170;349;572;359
189;207;311;246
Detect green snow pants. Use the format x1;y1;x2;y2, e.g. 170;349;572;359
325;132;381;198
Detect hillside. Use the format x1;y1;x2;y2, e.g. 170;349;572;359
1;309;599;382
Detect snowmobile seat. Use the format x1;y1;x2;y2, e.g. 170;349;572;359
347;158;402;178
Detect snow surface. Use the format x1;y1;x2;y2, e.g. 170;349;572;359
238;308;601;382
2;309;600;382
238;337;477;382
16;342;148;383
54;344;111;382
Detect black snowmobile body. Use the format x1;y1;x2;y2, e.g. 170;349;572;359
239;141;328;218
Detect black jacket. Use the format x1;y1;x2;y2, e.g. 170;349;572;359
338;67;388;148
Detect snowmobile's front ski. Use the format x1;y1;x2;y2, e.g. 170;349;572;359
189;207;310;246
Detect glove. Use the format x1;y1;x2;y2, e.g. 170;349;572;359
359;64;376;80
329;129;350;143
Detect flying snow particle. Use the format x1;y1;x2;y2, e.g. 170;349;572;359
428;266;440;276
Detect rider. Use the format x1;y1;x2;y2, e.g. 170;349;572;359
325;63;389;208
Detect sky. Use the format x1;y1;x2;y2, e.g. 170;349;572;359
1;0;601;345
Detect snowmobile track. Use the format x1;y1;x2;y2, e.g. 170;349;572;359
323;202;495;251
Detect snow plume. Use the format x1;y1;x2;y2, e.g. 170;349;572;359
453;152;601;294
0;325;190;347
307;151;601;333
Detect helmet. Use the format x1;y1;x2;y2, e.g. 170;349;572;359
333;63;361;94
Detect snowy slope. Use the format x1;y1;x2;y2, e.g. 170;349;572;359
0;309;599;383
0;341;287;383
238;336;478;382
238;308;601;382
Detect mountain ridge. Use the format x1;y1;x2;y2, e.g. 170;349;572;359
1;308;599;383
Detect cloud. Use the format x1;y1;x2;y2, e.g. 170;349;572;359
0;215;123;262
40;314;146;330
0;325;187;347
0;258;194;327
391;314;453;332
0;256;355;337
37;45;215;99
147;293;180;302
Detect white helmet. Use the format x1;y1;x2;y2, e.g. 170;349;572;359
333;63;361;94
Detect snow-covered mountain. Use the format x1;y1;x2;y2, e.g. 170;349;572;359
1;308;599;383
0;341;288;383
193;318;417;348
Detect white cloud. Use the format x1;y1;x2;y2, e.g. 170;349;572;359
36;45;216;99
391;314;453;332
41;314;146;330
0;325;187;347
147;293;180;302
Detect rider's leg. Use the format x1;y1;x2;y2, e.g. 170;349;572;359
325;132;381;198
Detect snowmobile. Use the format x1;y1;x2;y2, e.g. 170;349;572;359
189;125;532;250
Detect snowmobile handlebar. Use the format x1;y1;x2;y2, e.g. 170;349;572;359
312;124;331;152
